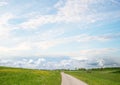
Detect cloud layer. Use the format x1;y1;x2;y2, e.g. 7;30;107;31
0;56;120;69
0;0;120;69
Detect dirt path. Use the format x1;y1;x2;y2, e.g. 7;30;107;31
61;72;88;85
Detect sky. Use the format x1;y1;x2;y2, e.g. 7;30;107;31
0;0;120;69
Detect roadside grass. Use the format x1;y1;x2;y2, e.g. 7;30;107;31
0;66;61;85
65;67;120;85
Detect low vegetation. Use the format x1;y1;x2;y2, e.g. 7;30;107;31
0;66;61;85
65;67;120;85
1;66;120;85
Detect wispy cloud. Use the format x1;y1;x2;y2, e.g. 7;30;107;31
0;13;16;39
0;42;32;57
0;0;120;69
65;48;119;61
18;0;120;29
0;1;8;6
0;13;14;25
0;32;120;57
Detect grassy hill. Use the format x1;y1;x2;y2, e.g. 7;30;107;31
65;67;120;85
0;66;61;85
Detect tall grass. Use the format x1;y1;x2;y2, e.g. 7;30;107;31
0;66;61;85
65;68;120;85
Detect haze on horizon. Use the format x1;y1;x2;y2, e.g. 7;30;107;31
0;0;120;69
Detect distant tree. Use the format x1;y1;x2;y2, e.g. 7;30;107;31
78;68;86;71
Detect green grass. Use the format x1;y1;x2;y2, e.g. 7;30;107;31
0;66;61;85
65;67;120;85
1;66;120;85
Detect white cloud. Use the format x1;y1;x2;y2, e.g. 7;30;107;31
97;58;104;67
19;15;55;29
0;13;14;25
80;48;117;55
34;33;120;50
37;28;65;40
35;58;46;65
0;42;32;57
0;32;119;57
0;55;119;69
0;13;15;39
67;48;119;60
0;42;31;51
14;42;32;51
0;28;10;39
56;0;89;16
0;58;83;69
19;0;120;29
35;41;60;50
0;0;120;69
0;1;8;6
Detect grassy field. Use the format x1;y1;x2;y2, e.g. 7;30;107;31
65;67;120;85
1;66;120;85
0;66;61;85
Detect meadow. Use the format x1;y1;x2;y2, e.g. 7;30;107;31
65;67;120;85
0;66;120;85
0;66;61;85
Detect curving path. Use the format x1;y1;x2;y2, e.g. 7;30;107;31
61;72;88;85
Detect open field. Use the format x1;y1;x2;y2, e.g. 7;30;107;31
0;66;61;85
65;67;120;85
0;66;120;85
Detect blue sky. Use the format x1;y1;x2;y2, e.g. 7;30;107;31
0;0;120;69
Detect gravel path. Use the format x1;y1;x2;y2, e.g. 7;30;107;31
61;72;88;85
